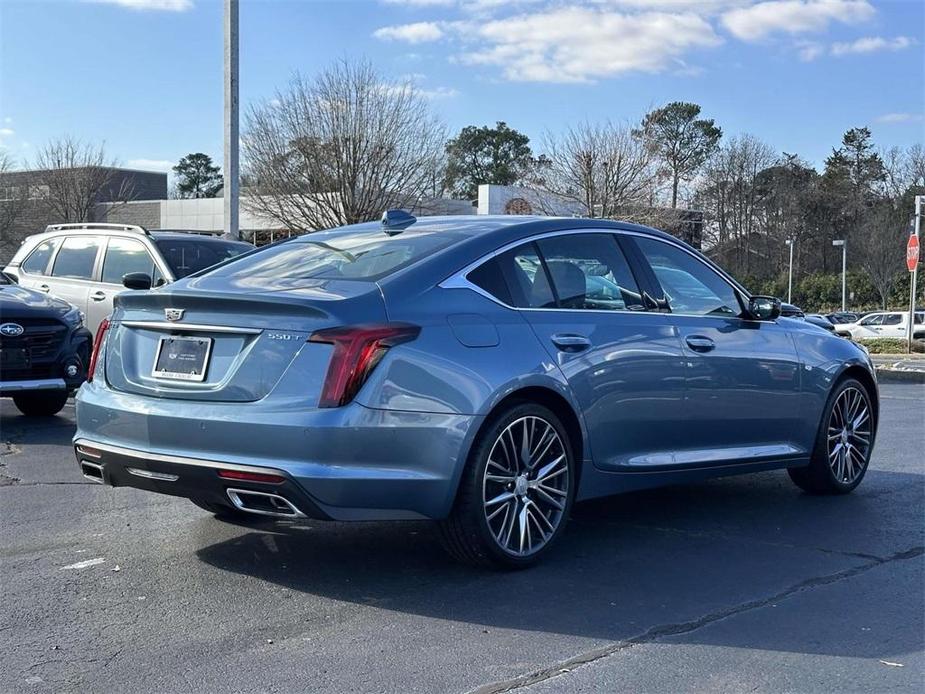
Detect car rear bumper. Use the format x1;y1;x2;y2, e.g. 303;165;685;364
74;385;482;521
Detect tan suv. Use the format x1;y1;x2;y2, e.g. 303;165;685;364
4;223;253;334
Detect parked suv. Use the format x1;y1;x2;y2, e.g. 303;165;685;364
1;272;92;416
4;224;253;334
836;311;925;341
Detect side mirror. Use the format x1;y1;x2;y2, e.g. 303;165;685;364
748;295;781;321
122;272;152;290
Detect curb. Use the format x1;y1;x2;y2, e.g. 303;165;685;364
875;367;925;384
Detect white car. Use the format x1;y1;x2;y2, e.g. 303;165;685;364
836;310;925;340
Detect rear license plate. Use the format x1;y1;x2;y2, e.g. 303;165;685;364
0;348;29;372
152;336;212;382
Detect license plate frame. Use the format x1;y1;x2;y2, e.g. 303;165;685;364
151;335;213;382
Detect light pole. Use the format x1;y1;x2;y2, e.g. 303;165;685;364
833;239;846;312
785;238;794;304
223;0;239;240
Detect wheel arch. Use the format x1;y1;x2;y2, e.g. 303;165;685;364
473;385;587;490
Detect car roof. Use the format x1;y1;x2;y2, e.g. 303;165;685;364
149;231;251;243
312;215;674;238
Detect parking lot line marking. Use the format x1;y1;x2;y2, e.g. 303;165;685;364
60;557;105;570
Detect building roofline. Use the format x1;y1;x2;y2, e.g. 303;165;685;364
0;165;168;176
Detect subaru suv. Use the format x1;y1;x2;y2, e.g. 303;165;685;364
1;272;92;416
4;223;253;334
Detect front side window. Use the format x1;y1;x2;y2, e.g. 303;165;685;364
634;237;742;317
51;236;101;280
102;238;157;284
535;234;643;311
21;238;60;275
858;315;883;326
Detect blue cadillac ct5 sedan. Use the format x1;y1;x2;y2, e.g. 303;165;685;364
74;213;878;568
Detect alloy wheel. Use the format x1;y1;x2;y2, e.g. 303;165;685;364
482;416;569;557
827;386;872;484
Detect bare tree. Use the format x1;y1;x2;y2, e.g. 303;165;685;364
696;135;778;275
858;203;907;309
31;136;133;222
242;59;447;231
529;121;655;219
1;150;28;246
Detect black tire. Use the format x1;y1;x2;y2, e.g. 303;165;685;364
12;391;69;417
190;498;270;523
439;402;576;569
788;377;875;495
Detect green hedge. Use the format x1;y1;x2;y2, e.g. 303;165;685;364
857;338;925;354
738;271;923;314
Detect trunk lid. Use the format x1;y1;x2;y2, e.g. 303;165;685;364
104;279;385;403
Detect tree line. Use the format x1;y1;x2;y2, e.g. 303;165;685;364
3;58;922;311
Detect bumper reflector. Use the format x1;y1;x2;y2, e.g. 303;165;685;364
217;469;285;484
76;445;102;459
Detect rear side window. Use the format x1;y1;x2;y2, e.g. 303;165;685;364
52;237;101;280
21;238;60;275
102;238;157;284
882;314;902;326
535;234;643;311
205;230;462;284
633;237;742;317
467;243;554;308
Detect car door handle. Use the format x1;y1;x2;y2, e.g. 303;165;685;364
90;291;107;301
551;333;591;352
38;284;50;293
685;335;715;352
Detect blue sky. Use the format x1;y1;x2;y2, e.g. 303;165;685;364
0;0;922;176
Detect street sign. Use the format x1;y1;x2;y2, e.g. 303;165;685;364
908;234;920;273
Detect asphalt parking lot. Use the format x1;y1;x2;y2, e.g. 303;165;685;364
1;383;923;693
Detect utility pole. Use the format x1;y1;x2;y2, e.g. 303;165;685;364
785;238;794;304
833;239;846;312
223;0;239;240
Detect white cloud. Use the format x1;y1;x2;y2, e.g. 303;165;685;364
418;86;460;99
797;41;824;61
127;158;174;172
461;7;722;82
374;21;445;43
86;0;193;10
875;113;923;124
722;0;875;41
382;0;454;6
831;35;914;56
0;128;14;137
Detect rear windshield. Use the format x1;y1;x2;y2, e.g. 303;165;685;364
155;238;253;278
204;230;462;283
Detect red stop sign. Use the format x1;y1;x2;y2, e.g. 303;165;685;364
908;235;920;272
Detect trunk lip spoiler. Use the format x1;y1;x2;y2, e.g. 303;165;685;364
120;321;262;335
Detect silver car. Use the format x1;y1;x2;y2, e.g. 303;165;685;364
4;223;253;334
73;213;878;568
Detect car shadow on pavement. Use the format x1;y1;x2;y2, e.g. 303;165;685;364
195;469;924;660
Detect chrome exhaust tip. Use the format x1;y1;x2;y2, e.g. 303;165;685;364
80;461;105;484
225;488;306;518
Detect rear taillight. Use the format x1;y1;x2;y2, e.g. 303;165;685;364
86;318;110;383
308;323;420;408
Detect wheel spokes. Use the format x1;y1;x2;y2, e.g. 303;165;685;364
483;415;569;556
826;387;871;485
